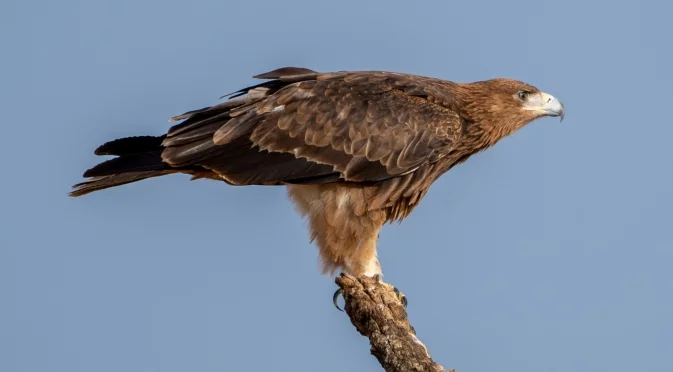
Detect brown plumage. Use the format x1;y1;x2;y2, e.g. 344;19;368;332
70;67;564;278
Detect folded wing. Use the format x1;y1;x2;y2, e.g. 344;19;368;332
161;68;465;187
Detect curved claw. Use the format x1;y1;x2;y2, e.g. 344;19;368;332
394;287;408;308
333;288;344;311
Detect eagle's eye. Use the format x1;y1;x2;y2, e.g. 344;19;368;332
517;90;529;101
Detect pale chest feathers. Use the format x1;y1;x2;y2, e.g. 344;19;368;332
285;168;435;228
286;184;370;222
285;184;388;276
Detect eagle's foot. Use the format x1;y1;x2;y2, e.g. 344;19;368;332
333;273;407;311
373;274;408;308
333;273;355;311
394;286;408;308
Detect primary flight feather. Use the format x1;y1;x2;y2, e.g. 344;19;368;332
71;66;564;285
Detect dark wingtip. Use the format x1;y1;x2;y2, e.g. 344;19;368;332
93;136;166;156
82;153;166;178
253;67;318;79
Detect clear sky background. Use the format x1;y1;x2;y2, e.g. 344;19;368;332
2;0;672;371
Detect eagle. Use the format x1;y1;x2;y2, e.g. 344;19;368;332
70;67;564;305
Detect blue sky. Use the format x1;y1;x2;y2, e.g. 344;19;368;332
2;0;672;371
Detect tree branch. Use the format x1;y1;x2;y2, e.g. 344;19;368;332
335;274;453;372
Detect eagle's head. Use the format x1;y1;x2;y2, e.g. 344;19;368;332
459;78;565;142
475;78;564;119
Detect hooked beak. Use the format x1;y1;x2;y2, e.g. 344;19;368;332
525;92;565;122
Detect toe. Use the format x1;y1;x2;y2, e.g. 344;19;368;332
393;286;408;308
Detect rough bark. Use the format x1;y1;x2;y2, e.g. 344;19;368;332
335;274;453;372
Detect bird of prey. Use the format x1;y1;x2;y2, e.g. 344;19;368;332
70;67;564;305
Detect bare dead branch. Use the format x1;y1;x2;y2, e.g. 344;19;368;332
335;274;453;372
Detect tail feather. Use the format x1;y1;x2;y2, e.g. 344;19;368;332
71;135;175;197
69;171;172;197
82;152;167;178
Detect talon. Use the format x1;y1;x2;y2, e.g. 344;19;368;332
394;287;408;308
333;288;344;311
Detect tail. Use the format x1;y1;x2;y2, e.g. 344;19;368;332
69;135;175;197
